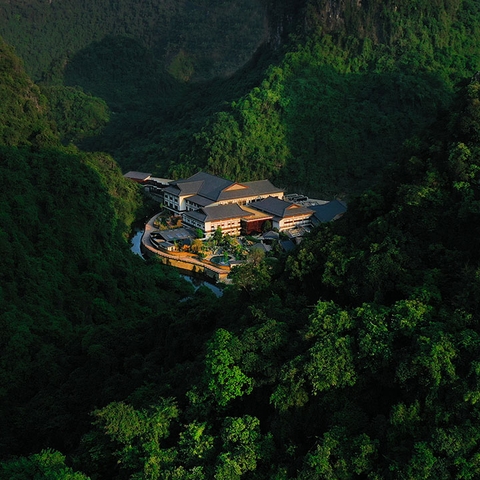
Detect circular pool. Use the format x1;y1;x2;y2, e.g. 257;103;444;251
210;255;232;266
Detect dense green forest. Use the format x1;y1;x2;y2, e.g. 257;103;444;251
0;0;266;83
4;0;480;196
0;33;195;466
4;0;480;478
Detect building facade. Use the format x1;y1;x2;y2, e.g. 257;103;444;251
162;172;317;238
251;197;314;231
182;204;252;237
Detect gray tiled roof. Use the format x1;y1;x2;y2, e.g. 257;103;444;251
165;180;203;195
124;171;152;181
185;204;251;223
186;195;213;207
166;172;284;203
310;200;347;223
280;239;296;252
214;179;283;202
253;197;313;218
262;231;280;240
159;228;194;242
242;180;283;197
174;172;231;199
163;184;181;195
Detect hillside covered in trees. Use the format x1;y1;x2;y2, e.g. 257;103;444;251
3;0;480;478
2;0;480;196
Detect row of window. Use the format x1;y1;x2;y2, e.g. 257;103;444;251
209;224;241;235
210;220;238;229
182;216;203;229
186;205;200;211
281;217;312;228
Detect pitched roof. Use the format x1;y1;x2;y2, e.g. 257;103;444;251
214;179;283;202
159;228;194;242
186;194;214;207
124;171;152;182
280;239;296;252
253;197;313;218
184;204;251;223
164;179;205;196
262;231;280;240
165;172;284;203
251;242;271;253
310;200;347;223
175;172;232;199
242;179;283;197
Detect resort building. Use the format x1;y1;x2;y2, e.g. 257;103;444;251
163;172;284;214
251;197;314;231
182;204;252;237
157;172;347;239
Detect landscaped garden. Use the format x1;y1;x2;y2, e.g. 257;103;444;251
148;209;290;269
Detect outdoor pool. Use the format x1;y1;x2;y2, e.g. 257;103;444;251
210;255;232;266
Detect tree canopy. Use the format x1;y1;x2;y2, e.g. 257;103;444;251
4;2;480;478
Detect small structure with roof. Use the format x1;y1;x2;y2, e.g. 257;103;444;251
310;199;347;224
280;239;296;252
124;171;152;184
262;231;280;243
157;227;194;247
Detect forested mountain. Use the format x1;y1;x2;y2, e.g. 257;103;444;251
3;0;480;196
0;0;266;83
3;1;480;479
0;34;196;465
